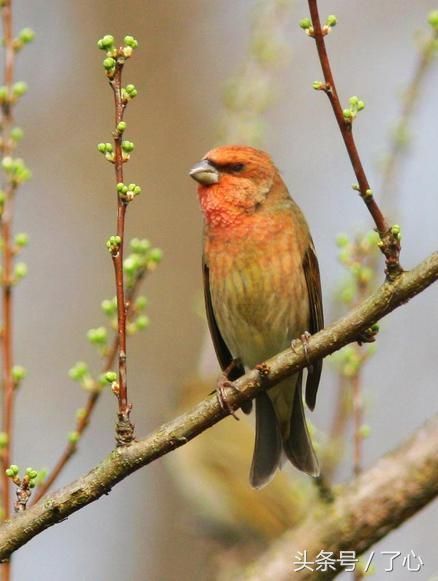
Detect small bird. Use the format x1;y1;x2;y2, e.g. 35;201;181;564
190;145;323;488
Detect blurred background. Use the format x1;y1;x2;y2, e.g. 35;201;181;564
5;0;437;579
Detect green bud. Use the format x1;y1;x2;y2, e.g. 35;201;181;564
121;140;134;153
357;100;365;111
358;424;371;438
12;365;27;382
15;232;29;247
428;10;438;30
343;109;352;120
349;96;359;107
19;28;35;44
135;296;148;310
76;408;87;420
312;81;324;90
116;182;126;192
68;361;89;382
116;121;127;133
130;238;150;254
87;326;108;346
358;266;374;284
97;143;106;153
124;35;138;49
97;35;115;50
340;285;354;304
299;17;312;30
10;127;24;142
25;467;38;479
101;297;117;315
148;248;163;264
135;314;150;330
124;84;138;99
104;371;117;383
106;235;122;253
12;81;28;97
2;156;13;171
68;431;80;444
391;224;401;235
8;464;19;476
103;57;116;70
14;262;28;280
123;255;141;274
326;14;337;27
335;233;350;248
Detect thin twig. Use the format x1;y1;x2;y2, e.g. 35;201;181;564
0;2;16;579
307;0;401;278
380;27;438;207
108;57;134;445
0;251;435;560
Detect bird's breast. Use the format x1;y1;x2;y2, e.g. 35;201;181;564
206;221;309;367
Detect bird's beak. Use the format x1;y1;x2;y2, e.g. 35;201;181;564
189;159;219;185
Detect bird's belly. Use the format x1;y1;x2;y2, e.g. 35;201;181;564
210;253;309;368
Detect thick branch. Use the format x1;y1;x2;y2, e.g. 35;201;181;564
237;414;438;580
0;253;436;559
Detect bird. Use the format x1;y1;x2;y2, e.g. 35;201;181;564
189;145;323;489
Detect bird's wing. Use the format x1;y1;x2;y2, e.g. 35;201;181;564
302;242;324;411
203;259;251;414
203;259;238;375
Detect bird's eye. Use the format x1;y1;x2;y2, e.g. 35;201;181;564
227;163;245;173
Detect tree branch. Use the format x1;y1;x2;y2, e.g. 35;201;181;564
0;252;435;560
306;0;401;277
236;414;438;580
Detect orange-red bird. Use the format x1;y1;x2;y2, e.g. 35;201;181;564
190;145;323;488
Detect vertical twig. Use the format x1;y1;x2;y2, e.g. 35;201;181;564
306;0;402;279
0;2;14;579
109;62;134;445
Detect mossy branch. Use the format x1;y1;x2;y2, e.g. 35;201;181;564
0;252;436;560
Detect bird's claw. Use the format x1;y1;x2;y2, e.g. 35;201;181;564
216;374;240;421
291;331;312;365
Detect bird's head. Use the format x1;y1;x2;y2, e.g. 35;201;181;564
190;145;279;228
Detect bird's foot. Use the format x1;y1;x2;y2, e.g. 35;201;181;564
216;358;243;420
216;374;240;421
291;331;312;365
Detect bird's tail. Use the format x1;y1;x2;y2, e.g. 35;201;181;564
249;374;319;489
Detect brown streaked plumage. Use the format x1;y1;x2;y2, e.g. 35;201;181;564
190;145;324;488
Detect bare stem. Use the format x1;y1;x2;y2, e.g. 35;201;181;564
307;0;401;278
0;2;15;579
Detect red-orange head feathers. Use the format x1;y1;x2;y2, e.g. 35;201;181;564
189;145;283;229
